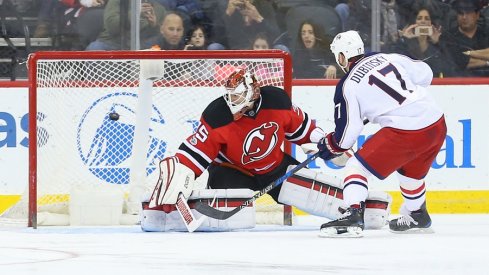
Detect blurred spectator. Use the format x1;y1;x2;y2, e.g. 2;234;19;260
33;0;57;38
86;0;166;50
341;0;372;50
391;6;456;76
75;1;107;50
55;0;107;50
334;1;350;31
249;32;284;82
152;0;206;29
144;12;185;49
292;20;338;79
208;0;283;50
183;24;208;50
381;0;400;46
250;32;271;50
439;0;489;76
181;25;215;80
33;0;105;39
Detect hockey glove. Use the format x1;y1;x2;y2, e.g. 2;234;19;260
317;132;347;161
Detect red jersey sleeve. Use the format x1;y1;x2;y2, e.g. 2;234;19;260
175;119;223;177
284;104;317;145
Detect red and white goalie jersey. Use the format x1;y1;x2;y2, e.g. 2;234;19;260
176;86;318;177
333;52;444;149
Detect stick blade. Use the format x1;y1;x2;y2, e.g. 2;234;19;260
175;194;206;232
193;202;239;220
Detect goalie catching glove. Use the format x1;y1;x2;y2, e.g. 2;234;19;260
149;157;196;208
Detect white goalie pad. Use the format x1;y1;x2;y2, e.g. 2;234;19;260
149;157;196;207
364;190;392;229
279;166;391;229
279;167;344;220
141;189;256;232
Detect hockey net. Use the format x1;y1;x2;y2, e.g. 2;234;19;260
1;50;293;227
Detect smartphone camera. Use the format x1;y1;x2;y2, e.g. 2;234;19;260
235;1;245;9
414;26;433;36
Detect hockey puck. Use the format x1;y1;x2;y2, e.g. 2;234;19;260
109;112;120;121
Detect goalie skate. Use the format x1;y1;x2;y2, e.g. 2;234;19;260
318;203;365;238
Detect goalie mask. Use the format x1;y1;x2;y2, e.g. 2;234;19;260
330;30;364;73
224;69;260;120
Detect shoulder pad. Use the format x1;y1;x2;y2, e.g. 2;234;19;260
202;97;234;128
260;86;291;110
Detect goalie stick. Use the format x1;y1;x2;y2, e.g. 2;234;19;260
193;151;320;220
175;192;209;232
194;119;369;220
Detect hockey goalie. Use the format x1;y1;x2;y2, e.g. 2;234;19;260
141;69;391;232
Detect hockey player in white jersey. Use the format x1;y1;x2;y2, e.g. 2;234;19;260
316;30;447;237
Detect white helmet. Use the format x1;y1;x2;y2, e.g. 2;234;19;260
330;30;364;72
224;69;260;120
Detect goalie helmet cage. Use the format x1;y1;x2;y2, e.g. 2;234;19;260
24;50;293;228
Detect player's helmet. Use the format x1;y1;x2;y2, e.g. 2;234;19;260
224;69;260;120
330;30;364;72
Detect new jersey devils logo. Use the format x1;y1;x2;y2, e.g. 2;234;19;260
242;122;279;165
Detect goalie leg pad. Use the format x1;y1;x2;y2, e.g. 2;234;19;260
278;167;344;220
365;191;392;229
141;189;256;232
278;165;391;229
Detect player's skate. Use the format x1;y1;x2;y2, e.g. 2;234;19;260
389;202;434;234
319;202;365;238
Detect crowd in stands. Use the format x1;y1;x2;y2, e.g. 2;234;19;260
2;0;489;79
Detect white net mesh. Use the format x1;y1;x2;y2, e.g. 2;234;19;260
1;50;291;226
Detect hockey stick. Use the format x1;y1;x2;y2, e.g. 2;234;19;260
175;192;208;232
193;151;320;220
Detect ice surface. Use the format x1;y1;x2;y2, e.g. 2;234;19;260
1;215;488;275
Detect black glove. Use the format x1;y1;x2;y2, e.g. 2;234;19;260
317;132;347;161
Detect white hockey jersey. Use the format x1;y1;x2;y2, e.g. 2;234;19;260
333;52;444;150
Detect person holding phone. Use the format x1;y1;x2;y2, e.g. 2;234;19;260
392;6;454;77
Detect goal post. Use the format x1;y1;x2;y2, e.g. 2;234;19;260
19;50;294;228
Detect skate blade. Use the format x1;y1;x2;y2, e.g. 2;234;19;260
318;226;364;238
389;227;435;234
